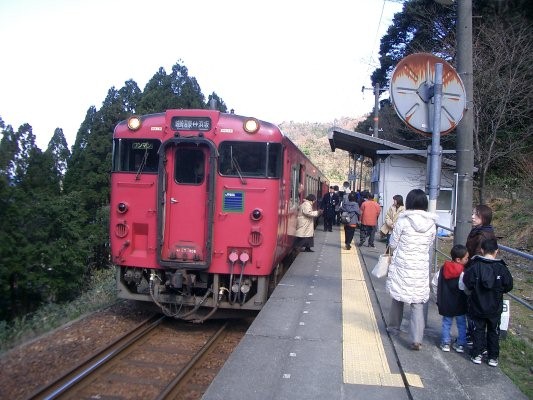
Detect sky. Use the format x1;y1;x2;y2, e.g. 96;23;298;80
0;0;403;149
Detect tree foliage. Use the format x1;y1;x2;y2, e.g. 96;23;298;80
365;0;532;202
371;0;456;88
0;60;227;322
472;15;533;202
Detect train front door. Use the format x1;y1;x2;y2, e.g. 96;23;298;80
158;140;215;269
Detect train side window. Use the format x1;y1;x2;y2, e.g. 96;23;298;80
174;148;205;184
112;139;160;173
290;166;299;206
267;143;282;178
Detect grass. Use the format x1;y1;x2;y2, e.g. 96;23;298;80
0;268;117;353
500;334;533;399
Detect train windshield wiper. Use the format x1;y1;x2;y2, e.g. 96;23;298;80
230;147;247;185
135;148;149;180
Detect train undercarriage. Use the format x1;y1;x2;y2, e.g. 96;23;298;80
116;256;293;322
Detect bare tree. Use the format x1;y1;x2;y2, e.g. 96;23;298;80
472;17;533;203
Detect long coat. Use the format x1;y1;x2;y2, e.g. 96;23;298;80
381;205;405;235
295;200;320;238
385;209;438;304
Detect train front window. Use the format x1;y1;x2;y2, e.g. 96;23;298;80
112;139;160;173
174;148;205;184
219;142;282;178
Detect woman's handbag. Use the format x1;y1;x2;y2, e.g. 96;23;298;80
371;247;391;279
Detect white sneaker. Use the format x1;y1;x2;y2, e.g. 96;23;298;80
488;358;499;367
440;343;451;352
452;343;465;353
471;355;482;364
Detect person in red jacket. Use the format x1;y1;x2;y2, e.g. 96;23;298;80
435;245;469;353
358;192;381;247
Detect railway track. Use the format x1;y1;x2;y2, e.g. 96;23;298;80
28;315;250;400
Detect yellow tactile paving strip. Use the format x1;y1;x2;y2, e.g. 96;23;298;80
340;230;423;388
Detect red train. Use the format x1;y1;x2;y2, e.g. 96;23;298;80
110;109;328;321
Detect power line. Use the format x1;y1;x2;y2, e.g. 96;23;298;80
366;1;387;74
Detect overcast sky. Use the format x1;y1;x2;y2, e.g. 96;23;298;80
0;0;402;149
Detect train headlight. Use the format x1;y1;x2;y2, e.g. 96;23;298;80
243;118;260;134
117;202;129;213
127;116;142;131
251;208;263;221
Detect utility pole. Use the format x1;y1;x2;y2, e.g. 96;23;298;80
361;84;385;138
454;0;474;245
373;83;380;138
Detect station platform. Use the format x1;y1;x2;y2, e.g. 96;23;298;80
203;225;526;400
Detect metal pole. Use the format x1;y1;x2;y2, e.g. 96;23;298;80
428;64;443;214
373;83;380;138
454;0;474;245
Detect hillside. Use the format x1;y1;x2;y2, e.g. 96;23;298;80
279;116;366;184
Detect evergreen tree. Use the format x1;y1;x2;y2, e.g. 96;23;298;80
46;128;71;183
371;0;456;89
1;59;229;320
137;61;206;114
206;92;228;112
0;124;18;184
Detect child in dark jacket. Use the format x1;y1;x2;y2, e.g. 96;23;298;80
460;239;513;367
436;245;469;353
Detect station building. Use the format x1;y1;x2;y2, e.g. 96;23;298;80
328;126;456;234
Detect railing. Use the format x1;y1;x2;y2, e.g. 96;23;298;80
434;224;533;312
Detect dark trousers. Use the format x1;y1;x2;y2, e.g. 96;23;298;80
344;225;356;246
324;214;334;231
471;315;501;359
359;224;376;245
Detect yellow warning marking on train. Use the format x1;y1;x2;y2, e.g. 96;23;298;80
340;230;423;388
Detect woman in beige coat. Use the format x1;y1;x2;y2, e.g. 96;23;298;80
380;194;405;246
295;194;321;252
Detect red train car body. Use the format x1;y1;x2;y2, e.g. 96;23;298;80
110;110;328;321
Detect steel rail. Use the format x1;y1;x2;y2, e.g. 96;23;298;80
156;321;229;400
26;314;165;400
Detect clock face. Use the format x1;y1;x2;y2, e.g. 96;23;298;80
390;53;466;136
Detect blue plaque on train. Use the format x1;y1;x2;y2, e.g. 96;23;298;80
223;191;244;213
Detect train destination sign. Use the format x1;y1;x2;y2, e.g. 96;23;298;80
171;116;211;131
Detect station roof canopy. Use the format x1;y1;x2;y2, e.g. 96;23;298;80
327;127;413;161
327;126;457;169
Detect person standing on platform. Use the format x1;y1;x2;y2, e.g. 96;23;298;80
380;194;405;246
460;239;513;367
466;205;498;264
333;185;342;225
295;194;322;252
385;189;438;351
358;192;381;247
340;192;360;250
341;181;350;202
320;186;339;232
464;204;498;344
337;181;350;224
434;244;469;353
